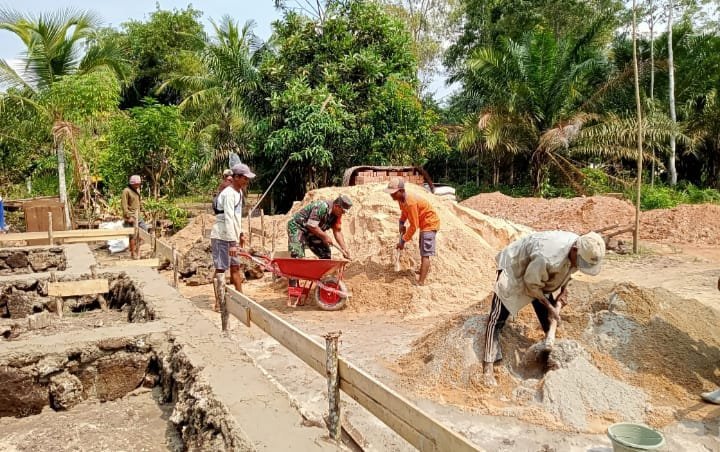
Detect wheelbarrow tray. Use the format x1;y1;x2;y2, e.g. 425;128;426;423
272;257;346;281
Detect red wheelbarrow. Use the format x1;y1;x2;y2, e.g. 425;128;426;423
239;252;350;310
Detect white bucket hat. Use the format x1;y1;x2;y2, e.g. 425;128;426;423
575;232;606;276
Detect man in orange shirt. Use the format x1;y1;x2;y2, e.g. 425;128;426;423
384;177;440;285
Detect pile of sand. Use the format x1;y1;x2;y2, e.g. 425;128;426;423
461;192;720;245
292;184;530;315
399;280;720;432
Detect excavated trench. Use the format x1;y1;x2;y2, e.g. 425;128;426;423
0;263;249;451
0;272;154;340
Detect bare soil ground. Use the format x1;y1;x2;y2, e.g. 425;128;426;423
155;186;720;450
0;388;179;451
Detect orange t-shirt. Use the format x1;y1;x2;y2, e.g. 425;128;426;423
399;194;440;242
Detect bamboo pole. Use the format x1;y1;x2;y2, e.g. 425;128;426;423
47;212;53;245
325;331;342;441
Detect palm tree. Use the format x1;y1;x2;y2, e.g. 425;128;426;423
160;16;266;177
461;25;613;194
0;8;127;227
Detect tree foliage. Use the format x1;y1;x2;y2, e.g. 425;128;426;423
102;100;193;198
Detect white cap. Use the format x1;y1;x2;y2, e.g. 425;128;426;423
575;232;605;276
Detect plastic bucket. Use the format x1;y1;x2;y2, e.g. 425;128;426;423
607;423;665;451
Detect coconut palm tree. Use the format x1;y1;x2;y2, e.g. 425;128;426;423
0;8;127;226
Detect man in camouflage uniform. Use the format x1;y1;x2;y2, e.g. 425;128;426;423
287;195;353;261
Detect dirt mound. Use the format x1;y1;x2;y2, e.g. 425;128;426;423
166;213;215;255
641;204;720;245
292;184;530;315
461;192;720;245
399;280;720;432
461;193;636;234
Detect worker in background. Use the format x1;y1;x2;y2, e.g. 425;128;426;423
217;168;233;193
384;177;440;286
210;163;255;311
482;230;606;386
121;175;149;259
287;195;352;273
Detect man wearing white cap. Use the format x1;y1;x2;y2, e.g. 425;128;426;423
210;163;256;311
482;230;606;386
122;175;148;259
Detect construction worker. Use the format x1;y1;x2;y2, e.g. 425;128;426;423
287;196;352;265
384;177;440;286
121;175;149;259
482;230;606;386
210;163;255;311
217;168;233;193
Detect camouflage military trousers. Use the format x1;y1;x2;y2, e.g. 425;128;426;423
287;221;331;259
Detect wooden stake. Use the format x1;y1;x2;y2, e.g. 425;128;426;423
325;331;342;441
271;220;276;258
247;210;252;247
172;244;178;288
219;277;228;331
135;208;140;258
200;214;205;238
261;209;265;249
50;272;62;318
47;212;53;245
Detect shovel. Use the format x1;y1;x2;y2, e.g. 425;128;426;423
521;300;563;370
393;235;403;272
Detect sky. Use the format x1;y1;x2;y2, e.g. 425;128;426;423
0;0;454;99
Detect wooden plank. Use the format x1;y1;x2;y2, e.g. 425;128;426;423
48;279;109;297
0;228;135;243
62;235;130;243
105;258;160;268
225;288;326;375
225;291;251;327
338;359;481;452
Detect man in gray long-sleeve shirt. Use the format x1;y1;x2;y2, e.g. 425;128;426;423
482;230;606;386
210;163;255;311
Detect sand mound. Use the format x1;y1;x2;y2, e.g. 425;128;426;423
399;280;720;431
292;184;530;315
461;193;636;234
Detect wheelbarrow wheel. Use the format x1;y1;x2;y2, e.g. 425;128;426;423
314;276;348;311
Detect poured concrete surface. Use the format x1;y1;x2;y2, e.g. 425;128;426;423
0;388;180;452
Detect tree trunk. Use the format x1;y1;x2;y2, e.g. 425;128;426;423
668;0;678;185
531;150;546;196
56;141;72;229
632;0;644;254
650;0;655;187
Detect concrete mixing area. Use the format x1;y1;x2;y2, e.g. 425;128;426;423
1;184;719;451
